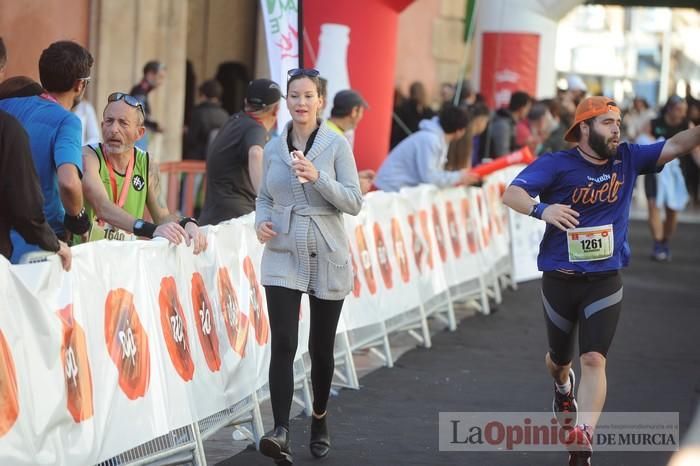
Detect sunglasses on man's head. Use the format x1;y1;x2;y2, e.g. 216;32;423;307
287;68;320;79
107;92;146;116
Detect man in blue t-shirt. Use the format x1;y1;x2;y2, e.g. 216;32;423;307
0;40;93;263
503;96;700;465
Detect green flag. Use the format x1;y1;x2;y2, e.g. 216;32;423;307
464;0;476;43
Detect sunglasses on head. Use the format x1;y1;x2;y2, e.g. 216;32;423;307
287;68;320;79
107;92;146;116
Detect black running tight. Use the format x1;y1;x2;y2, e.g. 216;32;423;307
264;286;344;429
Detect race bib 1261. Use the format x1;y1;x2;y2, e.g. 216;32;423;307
566;224;614;262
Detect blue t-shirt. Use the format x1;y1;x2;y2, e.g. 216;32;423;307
0;96;83;262
510;142;664;272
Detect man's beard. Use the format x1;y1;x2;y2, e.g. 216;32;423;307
588;128;617;159
105;141;134;154
71;95;81;110
71;89;86;110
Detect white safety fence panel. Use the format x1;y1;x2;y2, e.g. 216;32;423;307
0;167;539;465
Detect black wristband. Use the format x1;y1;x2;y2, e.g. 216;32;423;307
64;207;91;235
133;219;157;238
179;217;199;228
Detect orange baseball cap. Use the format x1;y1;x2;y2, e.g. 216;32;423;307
564;96;621;142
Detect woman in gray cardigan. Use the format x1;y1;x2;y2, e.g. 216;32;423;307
255;68;362;465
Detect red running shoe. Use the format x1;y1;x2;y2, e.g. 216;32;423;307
553;368;578;429
566;424;592;466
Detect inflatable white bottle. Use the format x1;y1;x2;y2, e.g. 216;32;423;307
315;23;351;121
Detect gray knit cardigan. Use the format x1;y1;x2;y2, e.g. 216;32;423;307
255;121;363;300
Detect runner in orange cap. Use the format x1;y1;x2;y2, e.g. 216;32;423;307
503;95;700;466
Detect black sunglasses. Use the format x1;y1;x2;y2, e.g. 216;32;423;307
107;92;146;116
287;68;320;79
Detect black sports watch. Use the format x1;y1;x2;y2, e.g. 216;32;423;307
133;219;157;238
179;216;199;228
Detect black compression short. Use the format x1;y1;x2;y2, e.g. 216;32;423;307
644;173;657;199
541;270;623;366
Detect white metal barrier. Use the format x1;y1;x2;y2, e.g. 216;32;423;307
1;169;536;466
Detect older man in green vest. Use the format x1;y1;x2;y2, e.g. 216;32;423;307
78;92;206;253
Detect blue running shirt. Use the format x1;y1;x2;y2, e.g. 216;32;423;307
510;142;664;272
0;96;83;262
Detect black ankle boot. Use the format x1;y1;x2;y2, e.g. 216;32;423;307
309;414;331;458
259;425;293;464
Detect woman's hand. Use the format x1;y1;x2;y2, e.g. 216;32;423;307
291;151;319;182
256;221;277;243
184;222;208;254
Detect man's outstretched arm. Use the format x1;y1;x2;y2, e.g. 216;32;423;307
658;125;700;166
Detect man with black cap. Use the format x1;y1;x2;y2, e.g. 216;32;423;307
326;89;375;193
199;78;281;224
326;89;367;142
130;60;167;150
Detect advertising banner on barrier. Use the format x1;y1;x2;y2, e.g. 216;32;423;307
483;171;512;261
400;185;451;305
501;165;546;283
357;192;423;321
0;168;538;464
434;187;482;288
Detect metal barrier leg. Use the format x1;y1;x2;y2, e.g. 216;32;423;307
492;271;503;304
444;288;457;332
340;330;360;389
418;304;433;348
478;275;491;315
381;322;394;368
250;391;265;446
332;330;360;390
191;421;208;466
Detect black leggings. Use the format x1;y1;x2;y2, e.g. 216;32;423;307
264;286;344;429
541;271;623;366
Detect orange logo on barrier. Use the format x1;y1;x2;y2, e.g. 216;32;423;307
498;182;509;232
476;192;491;247
158;277;195;381
0;329;19;437
487;183;504;235
57;305;94;422
407;214;425;273
217;267;249;357
446;201;462;258
418;210;434;270
391;219;410;283
373;223;393;289
432;205;448;263
104;289;150;400
243;257;269;345
355;226;377;295
462;199;479;254
349;241;362;297
190;273;222;372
